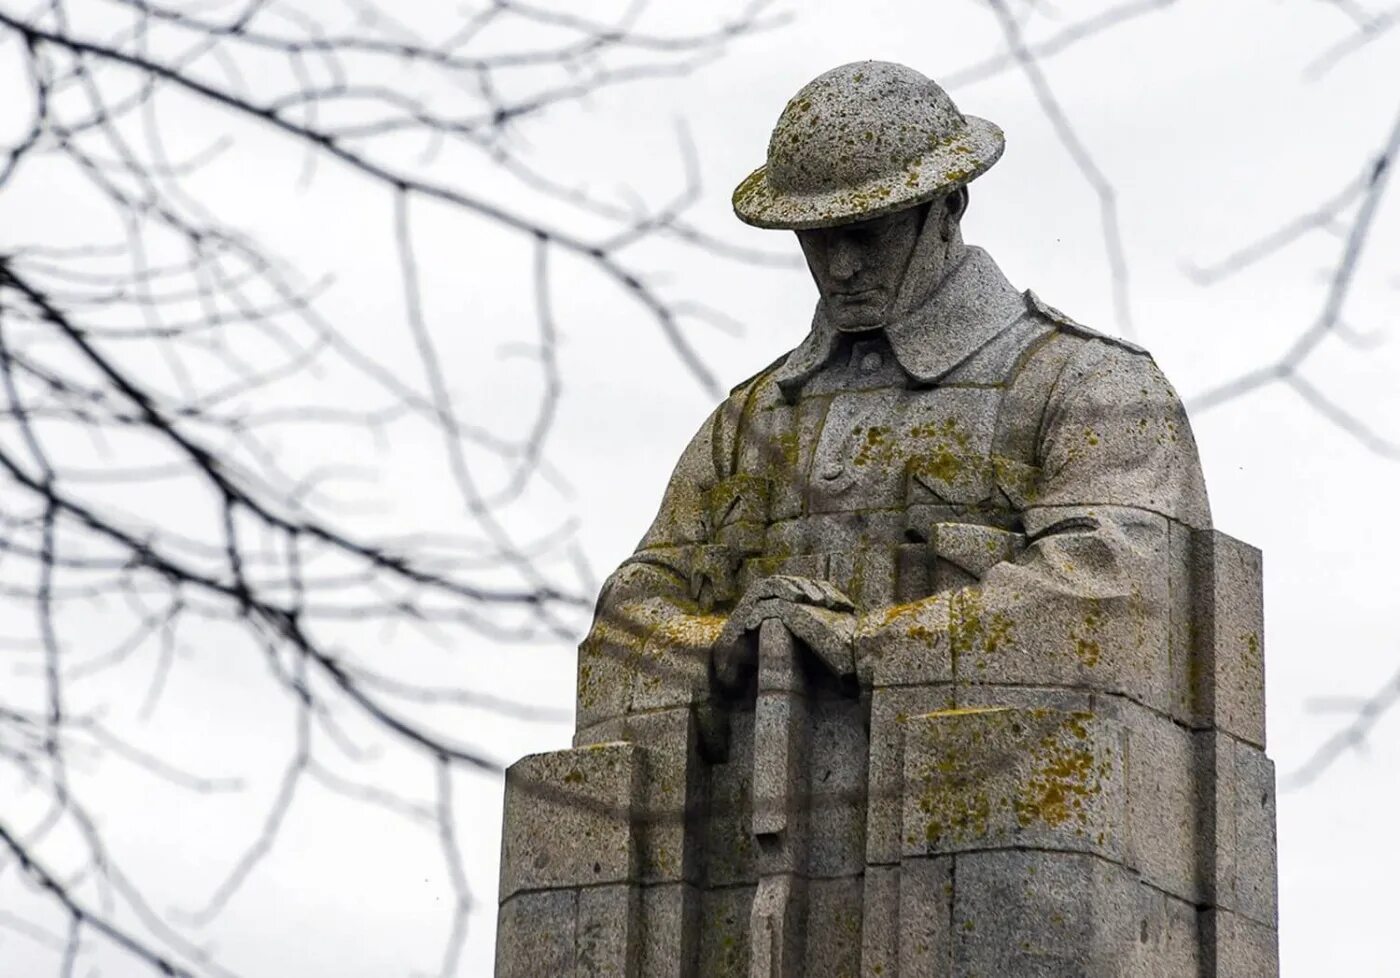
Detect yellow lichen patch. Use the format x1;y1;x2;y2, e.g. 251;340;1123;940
1070;603;1105;668
653;613;726;650
1074;637;1101;668
1242;631;1261;669
904;708;1114;854
920;444;967;484
852;424;893;467
634;612;726;697
881;600;924;625
576;599;675;710
731;168;766;207
949;589;1014;671
905;419;994;500
909;417;971;448
1013;715;1105;831
776;429;800;469
880;596;946;645
991;455;1041;505
922;706;1012;718
915;770;994;848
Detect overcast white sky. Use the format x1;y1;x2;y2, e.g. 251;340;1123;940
2;1;1398;975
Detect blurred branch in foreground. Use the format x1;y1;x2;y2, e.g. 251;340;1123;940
1284;662;1400;789
0;0;782;974
962;0;1400;787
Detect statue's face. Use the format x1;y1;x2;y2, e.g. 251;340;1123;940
796;206;924;332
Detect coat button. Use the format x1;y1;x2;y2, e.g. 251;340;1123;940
820;463;844;481
860;351;884;372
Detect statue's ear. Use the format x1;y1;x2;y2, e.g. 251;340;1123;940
947;186;969;224
932;187;968;243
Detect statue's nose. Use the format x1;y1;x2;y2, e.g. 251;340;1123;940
829;238;862;281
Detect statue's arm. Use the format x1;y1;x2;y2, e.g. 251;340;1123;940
858;340;1211;683
575;403;730;733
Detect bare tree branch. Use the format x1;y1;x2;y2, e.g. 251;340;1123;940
0;1;779;973
1283;660;1400;789
1188;101;1400;458
985;0;1137;337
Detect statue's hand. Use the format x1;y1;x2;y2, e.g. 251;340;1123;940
713;575;856;689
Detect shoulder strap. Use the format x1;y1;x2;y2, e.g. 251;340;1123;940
1024;290;1148;356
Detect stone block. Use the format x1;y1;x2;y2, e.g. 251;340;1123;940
1190;530;1266;747
864;686;956;866
1126;709;1198;903
500;743;640;899
806;692;870;878
624;709;703;884
751;693;806;855
901;706;1127;862
807;388;907;515
951;850;1138;977
1166;519;1195;723
893;541;934;604
576;884;641;978
929;522;1024;581
639;883;700;978
749;873;805;978
702;707;758;886
802;875;864;978
950;682;1097;715
1127;885;1199;978
1201;907;1279;978
1231;742;1279;926
897;856;954;978
1198;732;1278;926
762;514;901;571
858;865;899;978
705;473;770;541
697;883;753;978
495;889;577;978
738;552;827;597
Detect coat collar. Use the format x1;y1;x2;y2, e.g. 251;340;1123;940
773;245;1026;400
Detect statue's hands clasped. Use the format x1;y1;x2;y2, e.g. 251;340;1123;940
713;575;857;690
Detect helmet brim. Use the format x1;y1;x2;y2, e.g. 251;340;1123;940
732;116;1005;231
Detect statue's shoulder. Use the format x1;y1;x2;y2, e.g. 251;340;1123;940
727;351;793;397
1023;290;1149;359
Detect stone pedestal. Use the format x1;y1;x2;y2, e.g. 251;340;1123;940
494;529;1278;977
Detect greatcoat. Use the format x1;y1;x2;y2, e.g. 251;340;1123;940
576;243;1210;739
568;241;1217;976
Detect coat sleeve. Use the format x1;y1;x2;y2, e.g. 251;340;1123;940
861;338;1211;692
575;400;736;736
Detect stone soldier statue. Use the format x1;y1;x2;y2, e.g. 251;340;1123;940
496;62;1279;978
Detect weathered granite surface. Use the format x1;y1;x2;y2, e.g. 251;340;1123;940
495;61;1278;978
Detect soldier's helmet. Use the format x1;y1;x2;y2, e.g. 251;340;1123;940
732;61;1004;231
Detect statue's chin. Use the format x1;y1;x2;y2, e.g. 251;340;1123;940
831;315;886;333
826;298;887;333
